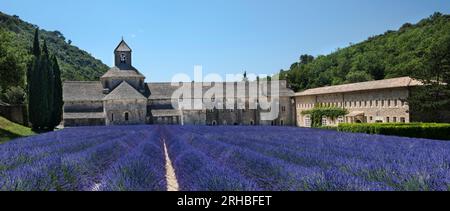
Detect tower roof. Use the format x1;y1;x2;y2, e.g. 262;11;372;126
114;39;132;52
103;81;146;101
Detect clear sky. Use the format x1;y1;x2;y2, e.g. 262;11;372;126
1;0;450;82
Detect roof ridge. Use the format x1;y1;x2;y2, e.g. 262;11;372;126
295;77;420;96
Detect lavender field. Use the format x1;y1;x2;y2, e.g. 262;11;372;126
1;125;449;191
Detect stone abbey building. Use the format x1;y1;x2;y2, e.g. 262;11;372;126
63;40;296;127
62;40;448;127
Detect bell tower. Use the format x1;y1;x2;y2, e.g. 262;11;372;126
114;38;132;70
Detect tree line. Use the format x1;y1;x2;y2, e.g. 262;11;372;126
280;12;450;122
27;29;63;131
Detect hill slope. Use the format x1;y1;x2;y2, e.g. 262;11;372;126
282;12;450;92
0;11;109;81
0;116;35;143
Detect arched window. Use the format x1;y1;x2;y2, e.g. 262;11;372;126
212;120;217;126
124;112;129;121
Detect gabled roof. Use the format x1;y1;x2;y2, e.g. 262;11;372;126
63;81;106;102
146;80;294;100
100;66;145;79
114;39;132;52
103;81;147;101
295;77;423;96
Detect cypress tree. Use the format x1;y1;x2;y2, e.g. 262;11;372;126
39;40;51;130
28;28;40;130
51;55;63;128
28;29;63;131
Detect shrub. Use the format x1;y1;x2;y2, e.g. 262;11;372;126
302;107;348;128
338;123;450;140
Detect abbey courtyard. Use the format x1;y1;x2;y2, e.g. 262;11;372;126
62;40;450;127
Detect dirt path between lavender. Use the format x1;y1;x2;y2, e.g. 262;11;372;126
163;140;179;191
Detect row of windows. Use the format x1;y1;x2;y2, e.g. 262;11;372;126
369;116;406;123
303;115;407;127
298;99;407;109
210;120;285;126
207;106;287;113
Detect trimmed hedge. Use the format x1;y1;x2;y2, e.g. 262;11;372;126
337;123;450;141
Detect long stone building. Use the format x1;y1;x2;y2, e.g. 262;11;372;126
294;77;450;127
62;40;296;127
62;40;448;128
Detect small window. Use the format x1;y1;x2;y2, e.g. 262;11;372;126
124;112;129;121
304;116;312;128
338;116;344;124
322;117;327;126
280;120;284;126
393;117;397;123
250;120;255;125
400;117;406;123
111;113;114;122
212;120;217;126
386;117;390;123
369;116;373;122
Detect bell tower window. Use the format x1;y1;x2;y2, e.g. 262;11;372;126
120;53;127;64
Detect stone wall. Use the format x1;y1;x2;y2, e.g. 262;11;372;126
64;118;105;127
104;99;147;125
0;104;26;125
64;101;103;113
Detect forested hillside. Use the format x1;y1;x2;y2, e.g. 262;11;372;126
281;12;450;92
0;11;109;82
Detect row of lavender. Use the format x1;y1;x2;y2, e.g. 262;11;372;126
0;126;166;191
165;126;450;191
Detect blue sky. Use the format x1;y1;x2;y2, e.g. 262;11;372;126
1;0;450;82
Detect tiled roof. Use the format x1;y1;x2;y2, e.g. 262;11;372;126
64;80;294;102
63;81;105;102
63;112;105;119
147;81;294;100
101;66;145;79
295;77;423;96
103;81;147;101
114;40;132;52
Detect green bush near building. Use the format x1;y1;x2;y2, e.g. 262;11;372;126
337;123;450;140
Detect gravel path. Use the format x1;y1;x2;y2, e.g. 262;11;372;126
163;140;179;191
